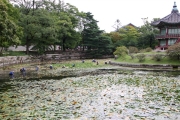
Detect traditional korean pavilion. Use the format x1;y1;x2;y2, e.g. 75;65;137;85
151;2;180;50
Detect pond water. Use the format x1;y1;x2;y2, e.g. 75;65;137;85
0;69;180;120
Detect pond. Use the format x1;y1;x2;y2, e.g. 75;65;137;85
0;68;180;120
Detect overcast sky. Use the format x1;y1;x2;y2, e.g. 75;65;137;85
64;0;176;32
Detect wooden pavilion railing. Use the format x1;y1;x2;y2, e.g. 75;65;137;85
155;34;180;39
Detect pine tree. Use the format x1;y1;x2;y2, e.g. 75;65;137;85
82;12;112;57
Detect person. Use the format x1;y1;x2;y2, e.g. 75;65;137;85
20;67;26;77
9;71;14;79
92;59;96;62
35;66;39;72
50;65;53;69
72;64;75;67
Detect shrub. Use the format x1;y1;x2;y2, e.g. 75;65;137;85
129;54;135;59
167;43;180;60
113;46;128;57
153;54;164;61
128;46;138;54
136;54;145;62
145;47;152;52
139;49;145;53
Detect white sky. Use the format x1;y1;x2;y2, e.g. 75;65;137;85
64;0;176;32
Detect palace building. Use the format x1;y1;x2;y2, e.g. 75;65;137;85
151;2;180;50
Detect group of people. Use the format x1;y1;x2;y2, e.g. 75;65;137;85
8;65;53;79
92;59;99;65
8;60;109;79
9;67;26;79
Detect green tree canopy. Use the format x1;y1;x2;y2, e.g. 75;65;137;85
138;20;159;49
0;0;22;55
82;12;113;57
115;26;139;48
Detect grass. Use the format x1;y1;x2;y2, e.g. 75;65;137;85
116;53;180;65
2;51;26;56
137;51;166;55
51;59;112;69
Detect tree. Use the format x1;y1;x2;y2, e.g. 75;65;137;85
81;12;113;57
116;25;139;48
53;1;82;51
30;9;57;54
98;35;113;55
0;0;22;55
106;32;121;44
138;19;159;49
17;0;82;53
112;19;122;32
17;0;41;54
82;12;105;57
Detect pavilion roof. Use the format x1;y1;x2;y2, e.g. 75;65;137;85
151;2;180;27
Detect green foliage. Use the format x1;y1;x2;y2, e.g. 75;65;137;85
54;59;110;68
55;3;82;51
5;51;26;56
0;0;22;55
105;32;121;43
17;0;83;54
98;35;113;55
113;46;128;57
138;20;159;49
153;54;164;61
145;47;152;52
136;54;145;62
166;43;180;60
139;49;146;53
128;46;138;54
117;26;139;47
129;54;136;59
82;12;113;57
115;52;180;65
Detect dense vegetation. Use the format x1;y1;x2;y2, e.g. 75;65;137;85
1;0;180;61
0;0;161;57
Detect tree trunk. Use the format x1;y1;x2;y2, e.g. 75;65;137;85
62;36;66;51
0;47;4;56
26;37;30;55
26;44;29;55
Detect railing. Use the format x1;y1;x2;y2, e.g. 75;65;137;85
155;34;180;39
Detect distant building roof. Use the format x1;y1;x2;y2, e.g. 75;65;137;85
151;2;180;27
121;23;138;29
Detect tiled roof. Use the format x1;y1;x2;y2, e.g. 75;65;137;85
151;2;180;26
121;23;138;28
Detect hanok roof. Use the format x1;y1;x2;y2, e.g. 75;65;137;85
151;2;180;27
121;23;138;29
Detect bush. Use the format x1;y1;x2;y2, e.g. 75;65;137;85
167;43;180;60
136;54;145;62
113;46;128;57
128;46;138;54
129;54;135;59
153;54;164;61
145;47;152;52
139;49;145;53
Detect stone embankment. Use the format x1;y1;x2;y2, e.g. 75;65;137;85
109;61;180;69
